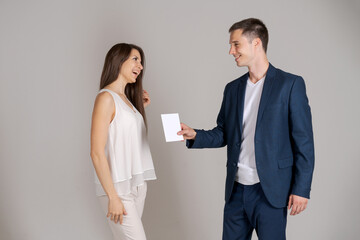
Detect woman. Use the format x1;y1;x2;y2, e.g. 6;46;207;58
90;43;156;240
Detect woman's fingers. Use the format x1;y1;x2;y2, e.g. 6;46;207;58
143;90;149;99
107;197;127;224
114;214;119;223
143;90;151;107
108;212;125;224
119;214;124;224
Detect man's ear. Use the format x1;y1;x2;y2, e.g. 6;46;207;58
253;37;262;49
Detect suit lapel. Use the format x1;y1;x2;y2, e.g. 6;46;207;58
237;74;248;133
256;63;277;129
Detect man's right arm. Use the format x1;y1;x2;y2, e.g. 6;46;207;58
177;86;227;149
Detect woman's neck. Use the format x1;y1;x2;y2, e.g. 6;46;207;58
107;77;127;95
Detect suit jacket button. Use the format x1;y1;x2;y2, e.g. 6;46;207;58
233;163;237;167
236;143;240;147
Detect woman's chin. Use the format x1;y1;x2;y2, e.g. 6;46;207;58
127;78;136;84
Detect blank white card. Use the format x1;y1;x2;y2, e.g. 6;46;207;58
161;113;184;142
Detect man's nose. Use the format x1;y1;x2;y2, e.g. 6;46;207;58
229;46;235;55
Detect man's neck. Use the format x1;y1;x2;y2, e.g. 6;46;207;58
248;58;269;83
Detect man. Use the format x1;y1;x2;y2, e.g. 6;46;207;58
178;18;314;240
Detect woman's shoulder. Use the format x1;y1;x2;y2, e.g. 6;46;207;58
94;90;115;111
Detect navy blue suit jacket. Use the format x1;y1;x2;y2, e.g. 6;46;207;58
187;63;314;208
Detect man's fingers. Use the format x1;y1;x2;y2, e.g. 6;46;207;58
290;205;298;215
300;204;306;212
178;123;195;140
297;205;303;214
287;195;293;210
290;202;306;215
299;203;307;213
178;129;189;136
178;131;193;139
289;195;308;216
180;123;188;130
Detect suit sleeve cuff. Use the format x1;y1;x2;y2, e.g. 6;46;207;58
291;186;311;199
186;129;202;149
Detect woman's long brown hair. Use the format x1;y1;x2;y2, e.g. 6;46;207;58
99;43;147;128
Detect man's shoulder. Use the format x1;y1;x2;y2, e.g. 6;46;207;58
225;72;248;90
273;65;303;83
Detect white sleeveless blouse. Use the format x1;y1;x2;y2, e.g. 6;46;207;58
94;89;156;196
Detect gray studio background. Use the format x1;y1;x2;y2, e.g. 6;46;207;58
1;0;359;239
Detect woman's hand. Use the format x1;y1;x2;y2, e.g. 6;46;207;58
143;90;151;108
107;196;127;224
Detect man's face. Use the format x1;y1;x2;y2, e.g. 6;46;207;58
229;29;256;67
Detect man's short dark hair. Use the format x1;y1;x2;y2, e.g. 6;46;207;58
229;18;269;53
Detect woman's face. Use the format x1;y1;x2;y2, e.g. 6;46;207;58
119;49;143;84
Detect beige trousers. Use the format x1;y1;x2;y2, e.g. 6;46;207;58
98;182;147;240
